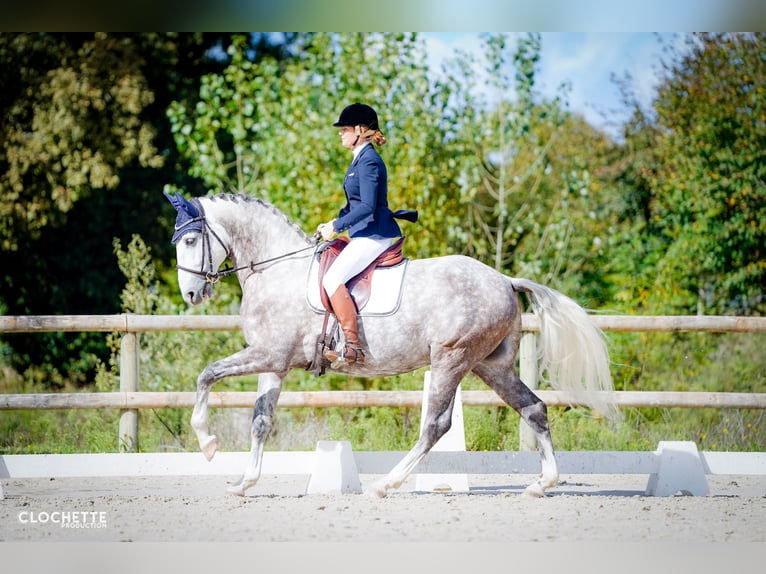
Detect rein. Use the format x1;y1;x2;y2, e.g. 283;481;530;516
175;200;318;284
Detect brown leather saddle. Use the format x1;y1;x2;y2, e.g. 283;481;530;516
317;236;406;312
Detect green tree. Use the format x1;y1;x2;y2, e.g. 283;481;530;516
516;113;620;303
441;34;617;305
167;33;463;258
443;34;555;269
0;33;226;380
169;32;629;308
645;33;765;315
599;96;668;311
0;33;162;251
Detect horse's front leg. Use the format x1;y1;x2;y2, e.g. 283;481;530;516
190;346;269;461
227;372;284;497
190;367;220;461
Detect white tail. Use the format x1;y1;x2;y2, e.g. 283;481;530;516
511;278;621;423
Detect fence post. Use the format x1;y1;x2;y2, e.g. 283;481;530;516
118;331;139;452
518;331;538;450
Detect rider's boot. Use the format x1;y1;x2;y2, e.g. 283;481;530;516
324;284;365;366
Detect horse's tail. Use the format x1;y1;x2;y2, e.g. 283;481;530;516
511;277;621;423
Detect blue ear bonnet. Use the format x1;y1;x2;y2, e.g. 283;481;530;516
164;191;203;244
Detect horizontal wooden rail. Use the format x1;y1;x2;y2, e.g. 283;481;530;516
1;313;766;333
0;314;242;333
2;390;765;410
2;313;764;452
590;314;766;333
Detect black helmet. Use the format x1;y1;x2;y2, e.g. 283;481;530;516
333;103;379;130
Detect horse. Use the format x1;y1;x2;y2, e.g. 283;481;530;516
164;191;618;498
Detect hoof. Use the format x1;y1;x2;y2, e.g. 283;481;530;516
226;476;257;497
226;484;246;497
366;483;388;499
199;435;219;461
523;482;546;498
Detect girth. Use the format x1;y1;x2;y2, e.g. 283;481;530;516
317;236;406;313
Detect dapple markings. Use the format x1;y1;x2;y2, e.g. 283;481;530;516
165;192;618;498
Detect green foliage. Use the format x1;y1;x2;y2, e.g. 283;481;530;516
0;33;162;251
612;33;766;315
0;368;118;453
446;34;566;270
2;32;765;456
433;34;621;307
167;32;463;258
0;32;220;377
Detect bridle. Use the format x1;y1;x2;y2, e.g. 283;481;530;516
175;199;318;284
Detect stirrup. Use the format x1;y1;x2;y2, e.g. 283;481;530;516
325;345;365;367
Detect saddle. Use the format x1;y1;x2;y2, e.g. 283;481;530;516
317;236;406;312
308;237;407;377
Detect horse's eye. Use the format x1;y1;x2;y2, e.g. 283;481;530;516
184;236;197;247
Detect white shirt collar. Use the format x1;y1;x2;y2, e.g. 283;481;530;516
352;141;370;160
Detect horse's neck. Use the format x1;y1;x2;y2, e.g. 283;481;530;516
203;196;311;269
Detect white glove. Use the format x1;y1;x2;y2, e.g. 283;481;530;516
317;221;337;241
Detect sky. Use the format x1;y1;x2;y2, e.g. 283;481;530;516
422;32;678;139
4;0;765;31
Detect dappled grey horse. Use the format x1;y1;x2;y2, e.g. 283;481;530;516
164;192;617;497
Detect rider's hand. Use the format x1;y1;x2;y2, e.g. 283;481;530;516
316;221;337;241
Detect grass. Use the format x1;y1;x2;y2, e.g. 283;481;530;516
1;330;764;455
3;401;762;455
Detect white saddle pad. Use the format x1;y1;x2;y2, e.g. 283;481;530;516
305;255;409;317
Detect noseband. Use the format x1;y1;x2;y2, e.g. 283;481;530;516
175;199;318;284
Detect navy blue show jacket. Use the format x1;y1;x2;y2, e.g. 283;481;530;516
333;144;407;239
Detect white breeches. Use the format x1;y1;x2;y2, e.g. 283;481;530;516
322;236;393;295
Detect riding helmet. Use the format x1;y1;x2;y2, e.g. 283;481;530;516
333;103;379;130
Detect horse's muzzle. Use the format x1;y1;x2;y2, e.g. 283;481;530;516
187;283;214;305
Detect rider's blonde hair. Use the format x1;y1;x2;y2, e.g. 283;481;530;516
356;125;387;147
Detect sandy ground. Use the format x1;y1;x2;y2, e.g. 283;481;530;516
2;472;765;543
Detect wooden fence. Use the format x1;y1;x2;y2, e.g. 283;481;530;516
1;314;765;451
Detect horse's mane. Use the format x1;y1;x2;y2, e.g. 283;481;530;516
204;193;309;241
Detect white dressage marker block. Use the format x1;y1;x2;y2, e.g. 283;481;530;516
645;441;710;496
305;440;363;494
416;371;470;492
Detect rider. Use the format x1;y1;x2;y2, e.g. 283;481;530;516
316;103;414;366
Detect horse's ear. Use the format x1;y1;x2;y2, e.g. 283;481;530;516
164;190;199;218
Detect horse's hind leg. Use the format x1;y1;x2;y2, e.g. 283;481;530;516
368;386;458;498
473;361;559;497
368;358;467;498
227;372;284;497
